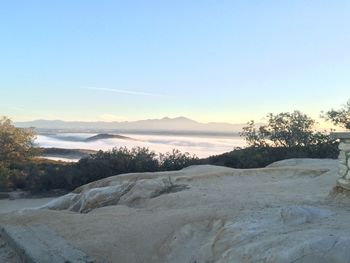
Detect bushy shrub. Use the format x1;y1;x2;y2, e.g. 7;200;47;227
15;147;198;192
160;149;198;171
204;143;339;169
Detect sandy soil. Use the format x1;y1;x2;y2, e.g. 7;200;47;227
0;197;56;214
1;158;348;263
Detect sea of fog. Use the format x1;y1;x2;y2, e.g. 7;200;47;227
35;133;246;159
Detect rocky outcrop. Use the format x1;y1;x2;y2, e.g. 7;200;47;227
42;177;189;213
280;205;335;225
332;132;350;190
2;159;345;263
156;206;344;263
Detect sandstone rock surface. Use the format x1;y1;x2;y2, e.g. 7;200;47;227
2;158;350;263
333;133;350;190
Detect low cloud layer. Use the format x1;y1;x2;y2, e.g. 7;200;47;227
35;133;246;158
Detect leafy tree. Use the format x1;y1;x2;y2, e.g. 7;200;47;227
0;117;37;164
322;99;350;129
0;116;37;189
240;111;330;148
240;120;269;147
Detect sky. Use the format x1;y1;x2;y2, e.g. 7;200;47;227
0;1;349;124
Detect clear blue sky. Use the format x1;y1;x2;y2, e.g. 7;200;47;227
0;1;349;124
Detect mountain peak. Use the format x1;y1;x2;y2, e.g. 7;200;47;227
174;116;193;121
161;116;196;122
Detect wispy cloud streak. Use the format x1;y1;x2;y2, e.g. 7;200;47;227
82;87;166;97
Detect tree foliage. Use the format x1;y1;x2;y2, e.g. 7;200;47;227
0;116;37;165
240;111;331;148
322;99;350;129
0;116;37;189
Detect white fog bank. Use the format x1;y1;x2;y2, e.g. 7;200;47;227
35;133;246;158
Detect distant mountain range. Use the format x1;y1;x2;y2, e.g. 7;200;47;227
15;117;248;134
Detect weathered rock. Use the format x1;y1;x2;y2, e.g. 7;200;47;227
337;178;350;190
0;225;94;263
333;133;350;190
338;151;347;164
339;142;350;152
40;176;188;213
280;205;334;225
159;206;341;263
338;164;348;177
119;177;186;206
0;235;20;263
8;160;348;263
41;193;79;210
69;183;135;213
328;185;350;199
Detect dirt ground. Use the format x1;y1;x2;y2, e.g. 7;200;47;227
0;197;56;214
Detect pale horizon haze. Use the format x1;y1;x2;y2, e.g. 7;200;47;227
1;1;349;126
